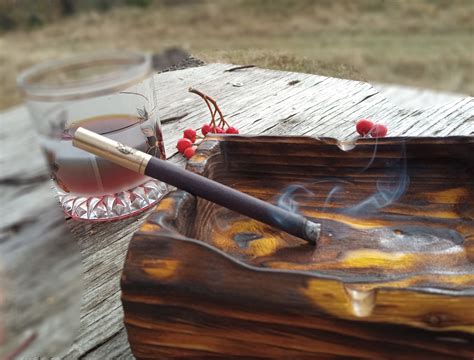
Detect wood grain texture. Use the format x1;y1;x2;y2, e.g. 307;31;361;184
123;135;474;359
2;62;473;358
123;237;473;359
189;136;474;278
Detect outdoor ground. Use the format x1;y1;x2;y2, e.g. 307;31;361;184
0;0;473;110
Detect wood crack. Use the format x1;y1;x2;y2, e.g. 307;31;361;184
447;117;474;135
353;92;378;106
161;113;189;124
224;65;256;72
77;329;123;360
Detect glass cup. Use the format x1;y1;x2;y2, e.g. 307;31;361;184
17;51;168;221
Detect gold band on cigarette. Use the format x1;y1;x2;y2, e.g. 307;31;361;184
72;127;152;175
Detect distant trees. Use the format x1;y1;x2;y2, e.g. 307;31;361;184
60;0;76;16
0;0;158;32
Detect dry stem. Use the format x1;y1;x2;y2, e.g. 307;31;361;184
188;87;226;128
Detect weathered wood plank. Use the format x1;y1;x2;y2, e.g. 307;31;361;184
2;63;473;359
0;109;82;358
64;214;148;359
154;64;472;147
374;83;469;111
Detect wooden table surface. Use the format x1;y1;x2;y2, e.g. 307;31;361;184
1;62;473;359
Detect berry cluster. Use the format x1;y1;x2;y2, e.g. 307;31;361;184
176;136;197;159
176;88;240;159
356;119;388;138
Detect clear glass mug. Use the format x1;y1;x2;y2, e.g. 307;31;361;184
17;51;168;221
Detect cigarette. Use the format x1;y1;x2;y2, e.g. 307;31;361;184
72;127;320;244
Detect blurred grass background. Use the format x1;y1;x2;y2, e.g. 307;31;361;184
0;0;473;110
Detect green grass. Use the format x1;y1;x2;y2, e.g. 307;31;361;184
1;0;473;109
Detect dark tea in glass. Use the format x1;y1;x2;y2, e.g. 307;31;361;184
18;52;168;221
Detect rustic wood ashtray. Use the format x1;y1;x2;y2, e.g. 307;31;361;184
122;135;474;359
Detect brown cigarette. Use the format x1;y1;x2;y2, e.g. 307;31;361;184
72;127;320;244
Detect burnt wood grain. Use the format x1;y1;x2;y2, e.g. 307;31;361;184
122;135;474;359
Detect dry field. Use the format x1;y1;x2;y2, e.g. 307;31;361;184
0;0;473;110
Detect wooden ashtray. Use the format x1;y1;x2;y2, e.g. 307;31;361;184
122;135;474;359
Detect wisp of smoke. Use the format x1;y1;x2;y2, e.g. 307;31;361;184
276;184;314;213
345;142;409;216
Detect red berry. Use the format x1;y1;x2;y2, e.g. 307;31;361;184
370;124;388;138
213;126;224;133
183;128;196;143
226;127;239;134
201;124;211;136
356;119;374;136
176;138;193;154
184;146;196;159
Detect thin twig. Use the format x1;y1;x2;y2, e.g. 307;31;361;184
189;90;224;125
204;95;226;128
204;96;216;127
212;107;225;127
188;87;222;127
